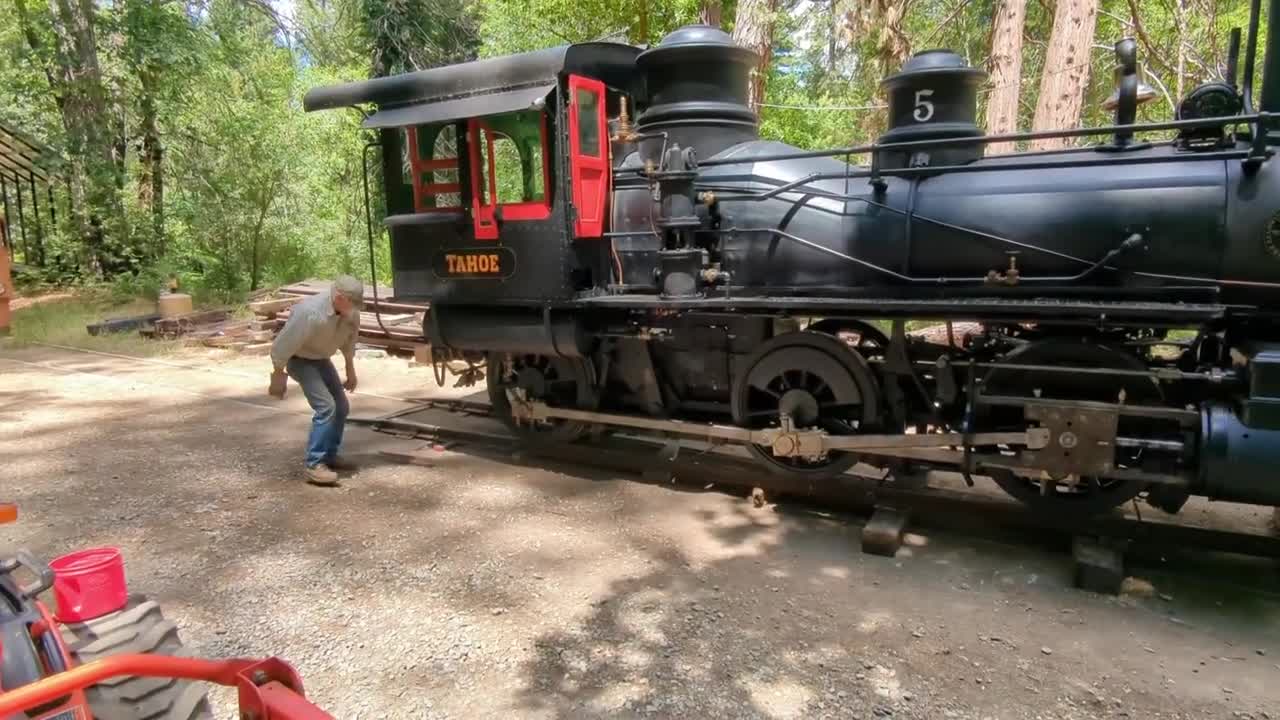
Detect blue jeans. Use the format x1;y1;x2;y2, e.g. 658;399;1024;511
286;357;349;468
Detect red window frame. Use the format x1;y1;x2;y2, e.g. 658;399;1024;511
405;126;462;213
567;74;609;239
467;115;552;240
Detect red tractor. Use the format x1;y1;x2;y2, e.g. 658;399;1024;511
1;503;334;719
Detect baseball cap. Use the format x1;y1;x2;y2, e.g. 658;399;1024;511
333;275;365;311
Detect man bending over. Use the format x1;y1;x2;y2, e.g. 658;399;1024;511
268;275;363;486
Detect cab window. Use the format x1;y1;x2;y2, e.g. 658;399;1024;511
405;123;462;212
469;110;551;226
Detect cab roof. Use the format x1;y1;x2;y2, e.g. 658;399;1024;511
302;42;642;129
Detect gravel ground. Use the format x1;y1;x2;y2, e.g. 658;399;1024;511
2;341;1279;720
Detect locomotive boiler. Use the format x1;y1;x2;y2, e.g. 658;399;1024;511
304;0;1280;517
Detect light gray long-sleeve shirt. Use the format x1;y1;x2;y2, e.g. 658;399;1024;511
270;290;359;371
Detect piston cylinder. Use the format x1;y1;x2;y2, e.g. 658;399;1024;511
1198;403;1280;505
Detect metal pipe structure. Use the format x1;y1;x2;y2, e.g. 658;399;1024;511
13;176;26;261
28;173;42;266
691;115;1269;168
0;176;11;262
0;655;334;719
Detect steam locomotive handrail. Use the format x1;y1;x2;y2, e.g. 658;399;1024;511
697;169;1209;274
728;227;1146;286
687;113;1271;169
694;148;1249;199
699;181;1140;274
728;226;1280;291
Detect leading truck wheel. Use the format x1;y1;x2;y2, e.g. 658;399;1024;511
731;331;881;479
487;353;599;443
60;597;213;720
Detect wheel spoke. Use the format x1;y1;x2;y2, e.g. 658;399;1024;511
818;400;862;414
750;384;781;400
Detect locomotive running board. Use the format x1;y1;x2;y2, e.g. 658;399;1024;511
507;392;1049;454
577;294;1231;325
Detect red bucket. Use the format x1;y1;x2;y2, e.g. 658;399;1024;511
49;547;128;623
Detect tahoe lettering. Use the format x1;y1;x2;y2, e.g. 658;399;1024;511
445;253;501;275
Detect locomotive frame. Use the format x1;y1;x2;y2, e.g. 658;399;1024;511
306;0;1280;518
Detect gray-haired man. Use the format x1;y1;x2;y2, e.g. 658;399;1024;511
268;275;364;486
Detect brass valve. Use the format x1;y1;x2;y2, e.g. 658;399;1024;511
611;97;641;144
985;251;1021;286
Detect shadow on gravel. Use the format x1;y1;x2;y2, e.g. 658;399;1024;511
508;502;1280;719
6;351;1280;719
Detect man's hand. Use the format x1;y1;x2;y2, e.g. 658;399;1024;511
268;368;288;399
343;366;358;393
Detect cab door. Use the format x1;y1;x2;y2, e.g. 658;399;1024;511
567;75;608;239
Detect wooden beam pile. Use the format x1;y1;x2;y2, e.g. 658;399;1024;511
85;279;430;356
242;280;429;356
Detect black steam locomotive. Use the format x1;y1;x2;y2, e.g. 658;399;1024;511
305;0;1280;517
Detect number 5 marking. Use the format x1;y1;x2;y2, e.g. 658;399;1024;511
913;89;935;122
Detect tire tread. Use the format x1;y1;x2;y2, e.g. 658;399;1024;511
61;596;214;720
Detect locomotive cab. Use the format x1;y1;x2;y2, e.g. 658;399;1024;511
304;42;641;308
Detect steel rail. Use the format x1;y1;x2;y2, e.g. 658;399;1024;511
349;406;1280;560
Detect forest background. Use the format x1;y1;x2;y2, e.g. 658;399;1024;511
0;0;1266;300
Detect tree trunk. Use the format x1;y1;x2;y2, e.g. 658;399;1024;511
732;0;778;112
699;0;722;27
128;0;166;259
139;67;165;257
875;0;910;73
828;0;838;71
1029;0;1099;151
637;0;650;44
1174;0;1187;101
841;1;910;74
37;0;129;274
985;0;1027;154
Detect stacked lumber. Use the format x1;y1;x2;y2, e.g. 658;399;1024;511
184;316;277;354
86;313;161;336
907;322;984;347
144;308;231;339
85;279;430;356
244;281;429;356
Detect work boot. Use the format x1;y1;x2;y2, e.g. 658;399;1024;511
305;464;339;486
327;455;359;472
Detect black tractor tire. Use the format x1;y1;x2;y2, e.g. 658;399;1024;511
60;597;213;720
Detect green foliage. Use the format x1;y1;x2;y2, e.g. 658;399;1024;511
760;0;1261;151
476;0;702;54
360;0;479;73
7;292;180;356
0;0;1268;299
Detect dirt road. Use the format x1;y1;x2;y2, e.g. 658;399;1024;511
2;343;1278;719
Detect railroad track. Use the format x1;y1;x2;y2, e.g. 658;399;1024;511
350;400;1280;594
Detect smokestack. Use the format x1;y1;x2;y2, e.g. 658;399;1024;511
1261;0;1280;113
